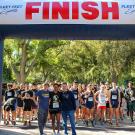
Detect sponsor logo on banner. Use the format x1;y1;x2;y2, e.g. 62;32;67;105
0;5;23;15
121;4;135;14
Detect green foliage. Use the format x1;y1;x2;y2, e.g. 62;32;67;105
3;39;135;84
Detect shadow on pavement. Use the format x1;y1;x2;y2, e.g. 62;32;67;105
0;129;29;135
75;126;135;133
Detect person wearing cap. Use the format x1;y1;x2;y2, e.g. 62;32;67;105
60;82;76;135
35;83;50;135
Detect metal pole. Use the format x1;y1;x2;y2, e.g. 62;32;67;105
0;36;4;122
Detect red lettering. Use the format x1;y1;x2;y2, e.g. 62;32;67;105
52;2;69;19
25;1;119;21
43;2;50;19
72;2;79;19
26;2;41;19
82;2;99;20
102;2;119;19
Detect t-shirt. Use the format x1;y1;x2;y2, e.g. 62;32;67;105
71;89;78;100
23;98;32;108
5;89;16;101
35;90;49;110
49;91;61;111
98;90;106;106
125;88;135;102
16;89;22;97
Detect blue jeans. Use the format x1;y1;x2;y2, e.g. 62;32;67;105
62;110;76;135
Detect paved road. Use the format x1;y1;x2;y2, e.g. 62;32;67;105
0;119;135;135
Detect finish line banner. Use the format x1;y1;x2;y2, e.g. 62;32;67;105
0;0;135;24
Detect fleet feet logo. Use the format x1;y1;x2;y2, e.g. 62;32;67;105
0;5;23;15
121;4;135;14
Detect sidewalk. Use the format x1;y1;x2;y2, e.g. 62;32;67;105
0;119;135;135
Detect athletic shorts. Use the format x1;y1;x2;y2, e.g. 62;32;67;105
17;98;23;107
4;105;16;112
86;102;94;109
111;101;119;108
106;101;110;108
23;106;32;111
49;110;61;114
128;101;135;111
98;106;106;110
23;104;32;111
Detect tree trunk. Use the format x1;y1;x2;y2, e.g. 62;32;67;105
20;41;27;84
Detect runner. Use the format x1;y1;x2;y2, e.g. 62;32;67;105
31;84;38;120
71;81;79;124
105;82;111;123
16;84;24;121
85;84;95;127
109;81;120;126
94;82;109;125
79;85;87;124
4;83;17;125
4;83;16;101
23;86;32;126
125;82;135;123
3;97;17;125
78;84;83;120
27;84;37;121
49;83;61;135
119;87;125;121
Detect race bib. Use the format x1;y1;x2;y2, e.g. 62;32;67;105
88;97;93;102
74;94;77;99
101;96;106;103
7;92;12;97
53;102;59;108
112;95;117;100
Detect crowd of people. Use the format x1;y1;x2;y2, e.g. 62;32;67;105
1;81;135;135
